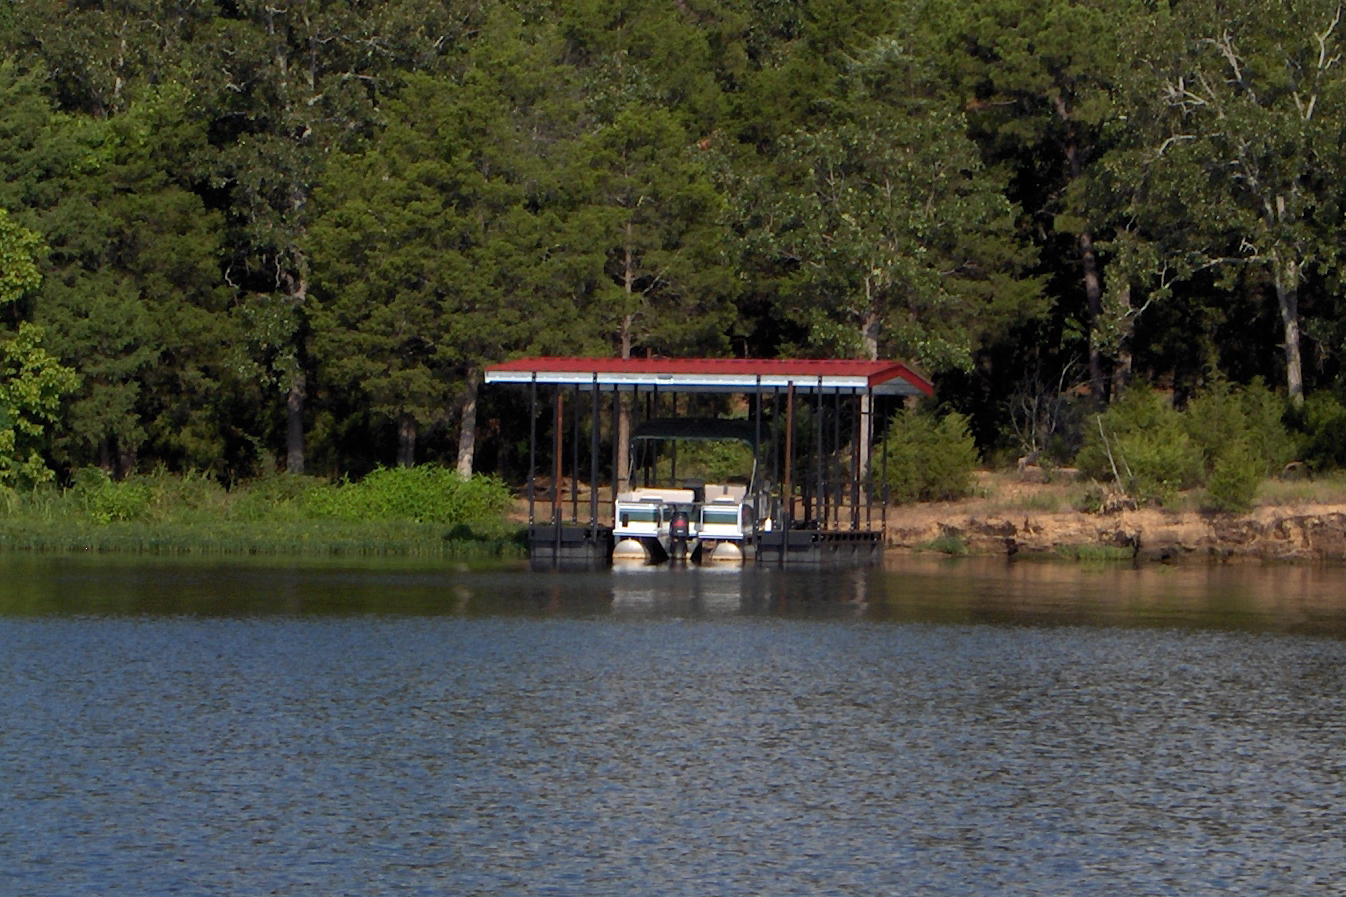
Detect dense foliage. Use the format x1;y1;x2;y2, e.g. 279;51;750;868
0;464;519;556
876;410;979;503
1076;382;1296;509
1;0;1345;494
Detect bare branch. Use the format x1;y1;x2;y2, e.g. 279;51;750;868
1211;30;1251;100
1157;134;1196;155
1318;5;1343;71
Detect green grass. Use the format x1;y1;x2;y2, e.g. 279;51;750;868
0;468;526;558
985;489;1073;513
1254;472;1346;507
0;518;527;558
923;534;969;556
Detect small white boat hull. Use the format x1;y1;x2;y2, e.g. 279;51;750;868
613;538;650;563
704;540;745;563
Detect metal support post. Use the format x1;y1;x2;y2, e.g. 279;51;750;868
612;387;622;516
784;382;795;533
571;386;580;523
553;387;563;558
590;375;600;529
528;376;537;524
814;378;824;527
851;388;861;529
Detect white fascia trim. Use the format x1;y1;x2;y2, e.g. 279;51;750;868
484;369;922;395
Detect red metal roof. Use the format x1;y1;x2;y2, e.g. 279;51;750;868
484;356;933;396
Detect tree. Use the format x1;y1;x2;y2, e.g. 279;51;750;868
740;34;1037;367
0;208;79;486
0;59;236;476
922;0;1143;403
1120;0;1346;407
4;0;216;117
199;0;464;473
553;0;742;484
0;206;41;311
312;13;583;473
754;105;1031;369
736;38;1037;475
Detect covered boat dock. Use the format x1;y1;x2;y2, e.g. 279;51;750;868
483;357;934;567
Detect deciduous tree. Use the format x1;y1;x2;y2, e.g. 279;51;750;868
1120;0;1346;407
0;208;79;486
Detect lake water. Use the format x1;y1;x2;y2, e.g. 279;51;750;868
3;555;1346;895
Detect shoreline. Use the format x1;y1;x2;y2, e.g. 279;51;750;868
513;476;1346;565
4;480;1344;563
882;501;1346;563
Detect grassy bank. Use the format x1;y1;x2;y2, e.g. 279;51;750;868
973;468;1346;515
0;468;527;559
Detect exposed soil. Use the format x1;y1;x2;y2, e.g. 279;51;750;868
884;472;1346;563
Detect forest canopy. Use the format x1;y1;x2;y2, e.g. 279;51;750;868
2;0;1345;483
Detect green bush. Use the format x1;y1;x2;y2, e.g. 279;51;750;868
876;410;979;503
302;466;512;531
1075;382;1292;508
655;439;756;484
1295;392;1346;472
140;468;230;516
1204;440;1261;513
1237;379;1297;474
72;468;152;524
1183;380;1244;474
1184;378;1293;476
1075;388;1203;506
228;472;326;522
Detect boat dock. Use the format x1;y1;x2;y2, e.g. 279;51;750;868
484;357;933;568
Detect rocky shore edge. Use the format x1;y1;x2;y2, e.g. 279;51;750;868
885;505;1346;562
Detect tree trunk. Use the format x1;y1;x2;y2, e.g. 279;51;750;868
456;370;480;478
396;412;416;468
117;443;136;480
1079;230;1106;405
98;438;114;476
616;394;631;497
283;271;309;475
1276;258;1305;408
1112;283;1133;399
286;370;306;474
1054;95;1108;407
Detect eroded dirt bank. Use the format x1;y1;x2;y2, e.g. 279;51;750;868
885;504;1346;562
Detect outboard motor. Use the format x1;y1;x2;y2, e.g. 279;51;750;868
669;508;691;560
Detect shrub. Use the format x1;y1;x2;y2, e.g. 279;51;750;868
72;468;152;524
1075;388;1203;506
229;472;326;522
302;466;512;531
1204;440;1260;513
925;533;968;555
139;467;229;516
1182;379;1244;474
1295;392;1346;472
1184;378;1293;476
876;410;979;503
1236;379;1297;474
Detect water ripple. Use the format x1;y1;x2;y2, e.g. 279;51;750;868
3;613;1346;894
